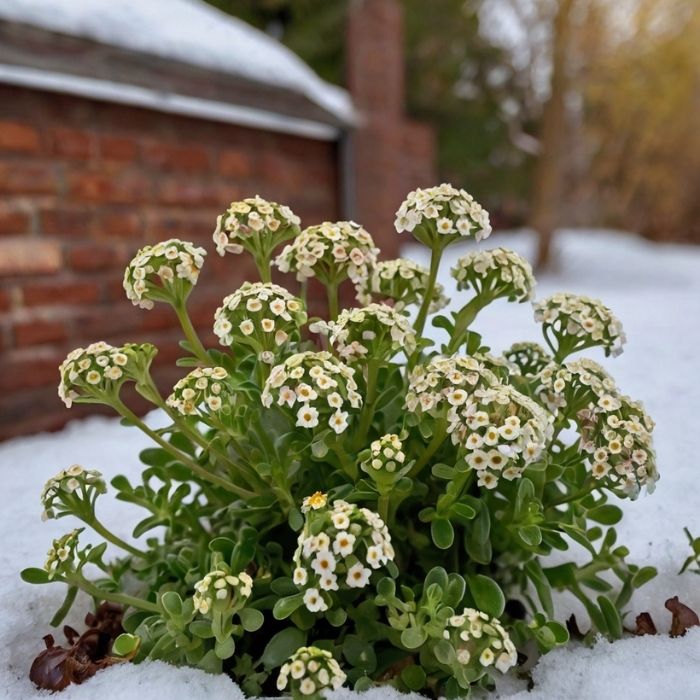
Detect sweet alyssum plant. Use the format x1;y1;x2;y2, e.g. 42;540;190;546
24;185;659;698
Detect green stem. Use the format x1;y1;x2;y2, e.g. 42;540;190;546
409;421;448;478
547;477;596;508
355;360;380;450
378;493;390;523
332;442;357;481
256;255;272;284
87;517;148;559
173;302;210;364
413;246;443;339
114;400;254;499
446;296;488;354
74;575;160;614
326;279;340;320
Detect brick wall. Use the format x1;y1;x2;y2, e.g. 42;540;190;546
347;0;437;258
0;84;341;439
0;0;436;440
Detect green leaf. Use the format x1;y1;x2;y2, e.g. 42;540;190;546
401;665;427;691
160;591;183;618
215;636;236;659
401;627;427;649
326;607;347;627
545;621;569;646
424;567;449;591
261;627;306;670
524;560;553;618
518;525;542;547
598;596;623;639
189;620;214;639
288;508;304;532
239;608;264;632
432;463;456;480
588;505;623;525
273;594;304;620
632;566;657;589
139;447;174;467
467;575;505;618
342;635;377;673
112;633;141;658
50;586;78;627
433;638;455;665
21;568;52;584
450;502;477;522
431;518;455;550
515;478;535;518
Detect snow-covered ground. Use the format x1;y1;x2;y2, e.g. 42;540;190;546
1;229;699;699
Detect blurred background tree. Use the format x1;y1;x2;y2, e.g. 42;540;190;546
207;0;700;264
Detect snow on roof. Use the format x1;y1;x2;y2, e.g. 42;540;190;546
0;0;354;125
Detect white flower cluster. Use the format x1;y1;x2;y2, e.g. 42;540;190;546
44;529;81;579
58;342;156;408
123;239;206;309
192;566;253;616
41;464;106;520
448;383;552;488
361;434;406;477
275;221;379;284
277;646;346;696
536;359;657;495
292;497;394;612
406;356;498;418
536;358;617;414
579;393;657;497
166;367;230;416
534;293;626;358
213;282;307;363
406;357;551;487
394;183;491;244
213;196;300;256
473;352;520;382
262;352;361;434
503;342;552;377
355;258;449;313
442;608;517;676
451;248;535;302
316;303;417;363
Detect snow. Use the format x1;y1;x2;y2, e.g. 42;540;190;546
0;64;341;141
1;228;699;698
0;0;354;125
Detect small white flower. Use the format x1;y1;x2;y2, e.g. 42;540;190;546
303;588;328;612
296;406;320;428
346;563;371;588
332;531;356;557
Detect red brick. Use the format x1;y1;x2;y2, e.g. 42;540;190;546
156;178;221;207
0;350;64;391
67;243;126;271
67;170;152;204
0;121;41;153
14;319;67;347
50;127;95;160
100;135;138;162
218;149;252;178
40;206;93;237
0;204;31;236
22;280;100;307
143;142;211;172
0;238;62;277
0;288;11;312
0;161;60;194
97;209;142;238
